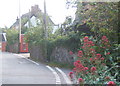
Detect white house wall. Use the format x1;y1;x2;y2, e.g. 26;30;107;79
30;16;37;27
24;16;41;28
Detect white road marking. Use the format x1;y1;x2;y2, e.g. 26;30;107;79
13;54;39;65
55;67;72;84
13;53;71;84
25;58;39;65
46;66;61;84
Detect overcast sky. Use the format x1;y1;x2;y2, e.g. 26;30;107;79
0;0;76;28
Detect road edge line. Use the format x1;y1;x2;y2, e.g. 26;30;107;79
46;65;61;84
55;67;72;84
25;58;39;65
13;54;39;65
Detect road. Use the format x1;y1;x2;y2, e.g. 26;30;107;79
1;52;72;84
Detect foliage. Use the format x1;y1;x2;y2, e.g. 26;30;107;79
46;32;81;61
0;27;8;33
69;36;120;84
76;2;119;44
5;29;19;45
25;26;44;45
4;29;19;52
25;17;54;60
66;1;119;43
21;26;28;34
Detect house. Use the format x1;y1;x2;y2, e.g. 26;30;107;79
10;5;58;32
10;5;58;53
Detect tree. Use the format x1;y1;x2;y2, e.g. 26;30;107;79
66;1;119;43
75;2;119;43
5;29;19;45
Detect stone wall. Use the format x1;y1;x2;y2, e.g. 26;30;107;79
29;45;45;62
6;42;19;53
29;45;74;64
50;47;74;64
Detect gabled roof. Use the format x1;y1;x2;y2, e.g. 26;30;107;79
10;5;55;29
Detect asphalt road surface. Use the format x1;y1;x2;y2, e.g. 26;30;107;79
1;52;72;84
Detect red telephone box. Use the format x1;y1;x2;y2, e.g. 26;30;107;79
20;34;29;53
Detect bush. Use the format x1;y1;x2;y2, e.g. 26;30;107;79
5;29;19;52
69;36;119;84
46;32;81;61
5;29;19;45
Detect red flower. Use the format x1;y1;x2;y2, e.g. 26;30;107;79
102;36;107;40
89;41;94;46
84;67;88;70
101;57;105;60
89;41;93;44
74;62;79;67
76;60;81;63
90;58;93;61
78;78;84;83
78;50;83;57
82;46;85;49
94;57;98;60
69;72;73;79
78;50;82;54
78;64;84;69
106;52;110;55
107;81;116;86
83;36;89;43
102;36;109;44
69;72;73;75
91;67;96;72
96;53;101;58
73;68;76;72
84;36;88;40
92;44;95;46
90;48;95;52
84;39;88;43
105;76;110;80
69;51;73;55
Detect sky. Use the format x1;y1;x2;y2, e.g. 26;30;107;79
0;0;76;28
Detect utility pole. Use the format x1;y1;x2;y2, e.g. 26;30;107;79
43;0;48;61
19;0;21;44
44;0;47;38
19;0;22;53
28;9;31;28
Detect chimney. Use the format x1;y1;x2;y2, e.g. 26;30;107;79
31;5;40;14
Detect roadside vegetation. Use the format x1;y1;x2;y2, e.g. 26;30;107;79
4;1;119;85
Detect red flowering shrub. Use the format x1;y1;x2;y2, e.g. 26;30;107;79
101;36;110;49
90;67;96;72
69;51;73;55
69;72;73;79
69;36;119;84
77;50;83;57
78;78;84;84
107;81;116;86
